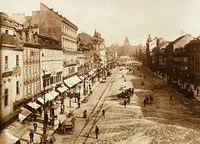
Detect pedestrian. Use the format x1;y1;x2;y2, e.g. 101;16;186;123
146;96;149;104
83;110;87;118
197;88;199;96
102;109;105;118
143;99;146;107
78;102;80;108
150;95;153;103
33;123;37;132
71;117;76;127
124;99;127;108
29;130;34;143
58;120;62;133
60;105;63;114
170;95;172;100
95;126;100;139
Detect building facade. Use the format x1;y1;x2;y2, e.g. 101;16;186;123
165;34;194;81
22;26;40;104
0;12;24;129
185;39;200;86
39;35;63;92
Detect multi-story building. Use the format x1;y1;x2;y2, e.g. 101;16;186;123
0;12;24;129
185;38;200;86
38;3;81;91
21;26;40;105
173;48;188;86
92;31;104;70
77;32;94;74
165;34;194;82
39;35;63;94
106;45;118;68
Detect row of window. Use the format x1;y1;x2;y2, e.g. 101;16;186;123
189;55;200;62
190;65;200;72
62;24;76;37
62;38;77;49
24;81;40;97
41;49;62;58
188;45;200;52
24;49;39;61
43;74;62;87
173;57;188;62
24;64;40;75
5;55;19;70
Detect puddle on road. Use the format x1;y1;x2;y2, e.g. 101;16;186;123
134;89;151;93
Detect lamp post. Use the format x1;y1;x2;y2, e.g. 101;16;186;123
42;70;48;143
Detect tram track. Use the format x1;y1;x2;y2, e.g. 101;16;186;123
72;68;118;144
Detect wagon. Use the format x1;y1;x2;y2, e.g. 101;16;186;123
117;86;134;99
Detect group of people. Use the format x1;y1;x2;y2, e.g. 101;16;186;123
143;95;153;106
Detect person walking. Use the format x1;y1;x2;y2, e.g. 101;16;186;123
124;99;127;108
33;123;37;132
95;126;100;139
29;130;34;143
170;95;172;100
197;88;199;96
102;109;105;118
149;95;153;103
78;102;81;108
143;99;146;107
60;105;63;115
146;96;149;104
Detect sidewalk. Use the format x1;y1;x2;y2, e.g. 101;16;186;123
142;66;200;102
19;77;102;144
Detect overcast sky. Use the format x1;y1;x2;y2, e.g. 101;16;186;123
0;0;199;46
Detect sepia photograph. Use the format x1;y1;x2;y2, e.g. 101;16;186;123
1;0;200;143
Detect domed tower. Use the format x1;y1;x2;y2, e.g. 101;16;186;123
123;36;130;47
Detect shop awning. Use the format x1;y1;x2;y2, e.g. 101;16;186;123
0;130;20;144
18;107;31;122
6;122;29;140
64;79;73;88
45;93;55;101
37;97;47;105
57;86;68;93
73;75;82;84
27;102;41;110
89;70;94;75
67;77;77;86
49;91;59;99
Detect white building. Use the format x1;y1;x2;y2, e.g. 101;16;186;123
39;35;63;93
0;12;24;125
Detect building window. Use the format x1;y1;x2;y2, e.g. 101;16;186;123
5;56;8;69
4;89;8;106
5;29;8;34
16;81;19;94
16;55;19;66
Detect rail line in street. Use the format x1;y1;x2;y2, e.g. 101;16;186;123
72;68;118;144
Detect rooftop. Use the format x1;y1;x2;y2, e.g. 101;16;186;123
41;3;78;30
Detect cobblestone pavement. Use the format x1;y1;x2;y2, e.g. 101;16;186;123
55;66;200;144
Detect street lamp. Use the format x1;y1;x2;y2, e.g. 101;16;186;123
41;70;49;143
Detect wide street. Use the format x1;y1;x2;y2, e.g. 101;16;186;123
55;65;200;144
